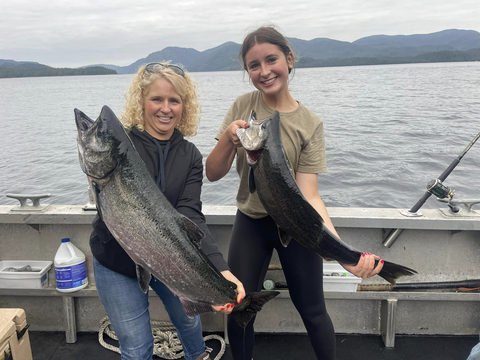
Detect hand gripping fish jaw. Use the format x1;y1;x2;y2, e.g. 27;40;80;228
236;110;278;166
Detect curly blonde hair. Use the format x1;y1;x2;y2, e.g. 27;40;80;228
121;63;201;137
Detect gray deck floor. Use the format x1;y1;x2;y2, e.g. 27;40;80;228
29;331;479;360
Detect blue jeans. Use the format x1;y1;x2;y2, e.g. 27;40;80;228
93;257;205;360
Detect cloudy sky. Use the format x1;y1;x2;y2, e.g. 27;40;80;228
1;0;479;68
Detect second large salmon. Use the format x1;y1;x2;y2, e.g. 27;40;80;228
236;110;417;284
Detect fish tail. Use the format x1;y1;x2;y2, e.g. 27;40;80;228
230;291;280;328
378;260;418;285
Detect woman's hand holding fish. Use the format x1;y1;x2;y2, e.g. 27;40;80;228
205;120;249;182
212;270;246;314
341;253;384;279
226;120;249;147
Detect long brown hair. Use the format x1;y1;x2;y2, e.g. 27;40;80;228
239;26;297;74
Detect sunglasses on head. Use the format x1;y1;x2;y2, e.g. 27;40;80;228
144;62;185;77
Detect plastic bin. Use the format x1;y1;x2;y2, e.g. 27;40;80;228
323;261;361;292
0;261;52;289
0;308;33;360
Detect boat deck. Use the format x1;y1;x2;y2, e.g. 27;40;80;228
30;331;479;360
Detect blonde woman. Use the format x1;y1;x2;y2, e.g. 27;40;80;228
91;63;245;360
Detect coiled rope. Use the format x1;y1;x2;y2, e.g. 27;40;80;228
98;316;226;360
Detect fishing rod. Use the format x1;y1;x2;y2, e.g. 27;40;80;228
358;279;480;291
382;131;480;248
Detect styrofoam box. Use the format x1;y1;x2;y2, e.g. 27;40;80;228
323;261;361;292
0;261;53;289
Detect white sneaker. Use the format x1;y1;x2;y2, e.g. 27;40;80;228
194;346;213;360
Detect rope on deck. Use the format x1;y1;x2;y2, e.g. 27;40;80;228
98;316;226;360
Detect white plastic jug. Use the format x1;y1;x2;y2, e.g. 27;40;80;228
54;238;88;292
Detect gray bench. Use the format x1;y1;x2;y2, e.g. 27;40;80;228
2;286;479;347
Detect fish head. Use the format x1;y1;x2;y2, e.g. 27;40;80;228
236;110;279;165
75;105;131;181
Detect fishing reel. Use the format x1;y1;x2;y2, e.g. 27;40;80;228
426;179;458;213
427;179;455;199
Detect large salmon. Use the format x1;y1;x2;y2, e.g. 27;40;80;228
75;105;278;327
236;110;417;284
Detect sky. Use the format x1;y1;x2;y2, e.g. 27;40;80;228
1;0;480;68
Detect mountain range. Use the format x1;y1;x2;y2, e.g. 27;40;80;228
0;60;116;78
2;29;480;77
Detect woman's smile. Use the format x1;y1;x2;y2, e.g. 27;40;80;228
156;115;173;123
261;77;277;86
143;77;183;140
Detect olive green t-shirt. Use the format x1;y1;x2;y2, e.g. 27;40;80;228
215;91;327;219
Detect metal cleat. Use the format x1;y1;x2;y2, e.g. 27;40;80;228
6;193;51;212
437;198;480;217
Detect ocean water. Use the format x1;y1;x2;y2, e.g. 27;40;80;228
0;62;479;209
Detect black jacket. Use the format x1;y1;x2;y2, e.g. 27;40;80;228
90;127;228;278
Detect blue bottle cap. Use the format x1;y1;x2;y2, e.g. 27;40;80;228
61;238;70;243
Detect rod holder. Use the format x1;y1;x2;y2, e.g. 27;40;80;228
382;209;423;248
382;228;405;248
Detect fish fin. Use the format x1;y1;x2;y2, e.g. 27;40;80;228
378;259;418;285
136;265;151;294
230;291;280;328
248;168;256;194
181;216;205;248
179;299;214;318
277;227;293;247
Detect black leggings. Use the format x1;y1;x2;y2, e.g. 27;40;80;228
227;210;336;360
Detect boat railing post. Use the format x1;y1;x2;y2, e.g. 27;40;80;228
62;296;77;344
82;184;97;211
380;298;398;348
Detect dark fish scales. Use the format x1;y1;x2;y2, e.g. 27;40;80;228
237;110;417;284
75;105;278;327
